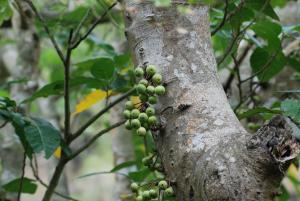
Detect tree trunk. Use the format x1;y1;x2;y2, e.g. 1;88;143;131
121;1;300;200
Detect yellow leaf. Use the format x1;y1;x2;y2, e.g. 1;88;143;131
54;147;61;159
131;96;140;108
74;90;116;115
287;163;298;179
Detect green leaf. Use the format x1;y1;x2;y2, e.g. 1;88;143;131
245;0;279;20
0;97;16;108
281;99;300;122
271;0;288;8
110;161;137;172
287;57;300;73
230;6;254;30
23;77;106;102
238;107;281;120
251;20;282;51
0;0;12;26
2;177;37;194
128;168;151;182
90;58;115;81
0;108;33;158
250;48;286;82
24;117;61;159
114;53;131;70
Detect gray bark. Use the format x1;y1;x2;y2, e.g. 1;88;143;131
121;1;300;200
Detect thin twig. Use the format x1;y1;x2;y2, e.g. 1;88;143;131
17;151;26;201
70;2;117;49
211;0;229;36
29;159;79;201
42;159;68;201
217;0;270;66
231;53;243;102
240;49;280;83
0;121;8;128
64;30;73;141
70;88;134;142
211;0;246;36
23;0;65;62
68;120;126;160
71;8;91;44
223;43;252;92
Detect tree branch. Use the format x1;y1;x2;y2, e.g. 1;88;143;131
211;0;245;36
211;0;229;36
70;88;134;142
223;43;252;92
240;48;280;83
17;151;26;201
68;120;126;161
22;0;65;62
29;158;79;201
64;30;73;141
71;9;91;45
42;159;68;201
70;2;117;49
217;0;270;66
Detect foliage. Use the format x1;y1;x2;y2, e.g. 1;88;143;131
2;178;37;194
0;0;300;200
0;97;62;159
0;0;12;26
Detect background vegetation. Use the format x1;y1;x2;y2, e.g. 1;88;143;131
0;0;300;200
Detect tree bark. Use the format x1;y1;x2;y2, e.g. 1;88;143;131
121;1;300;200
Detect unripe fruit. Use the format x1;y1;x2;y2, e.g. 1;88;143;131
155;85;166;96
136;195;143;201
149;189;157;198
139;79;148;86
165;187;174;196
148;116;157;126
148;96;157;104
123;110;131;119
152;73;162;84
146;86;155;95
130;182;139;192
131;119;141;129
142;191;150;199
136;84;147;94
131;109;140;119
139;94;148;102
137;127;147;136
125;120;132;130
158;180;168;190
146;107;155;116
146;65;156;76
138;113;148;123
135;67;144;77
125;101;134;110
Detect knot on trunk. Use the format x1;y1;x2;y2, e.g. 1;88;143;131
247;115;300;164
